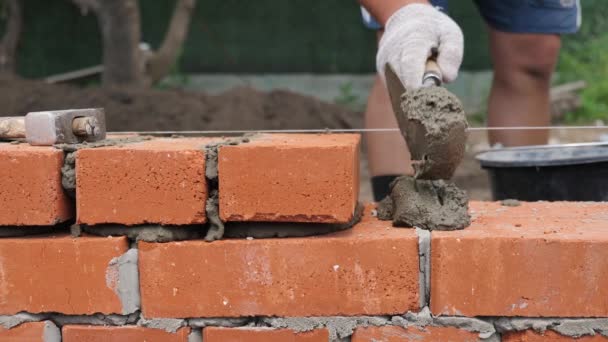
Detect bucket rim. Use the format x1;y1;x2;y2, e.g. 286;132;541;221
476;142;608;168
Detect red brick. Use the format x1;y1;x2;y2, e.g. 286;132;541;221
203;327;329;341
62;325;191;342
351;326;480;341
76;138;216;226
431;201;608;317
0;234;128;315
0;321;58;341
0;144;72;226
139;208;418;317
219;133;360;223
503;330;608;341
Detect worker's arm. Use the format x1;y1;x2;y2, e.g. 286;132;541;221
360;0;464;89
359;0;429;26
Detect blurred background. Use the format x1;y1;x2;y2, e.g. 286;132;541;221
1;0;607;201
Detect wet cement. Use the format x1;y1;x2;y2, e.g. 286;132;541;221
83;224;204;242
377;176;470;231
397;87;467;180
501;199;522;207
202;136;254;242
223;204;363;239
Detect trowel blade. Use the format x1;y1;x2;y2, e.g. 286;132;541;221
384;64;406;120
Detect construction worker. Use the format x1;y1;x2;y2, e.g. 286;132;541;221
360;0;581;201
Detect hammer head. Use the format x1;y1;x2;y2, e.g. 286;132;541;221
24;108;106;146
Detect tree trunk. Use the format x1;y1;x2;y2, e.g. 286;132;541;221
70;0;196;87
96;0;144;87
0;0;22;78
145;0;197;85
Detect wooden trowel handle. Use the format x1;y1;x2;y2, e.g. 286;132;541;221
0;117;26;139
423;59;442;87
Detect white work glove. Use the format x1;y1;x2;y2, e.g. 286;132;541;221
376;3;464;89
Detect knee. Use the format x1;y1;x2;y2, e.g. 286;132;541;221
495;35;561;85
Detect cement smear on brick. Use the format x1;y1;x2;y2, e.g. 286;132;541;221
55;136;153;197
398;87;467;180
416;228;431;308
223;203;363;239
0;312;45;329
52;313;139;326
400;308;497;340
105;249;140;314
43;321;60;342
138;317;186;333
264;310;499;341
501;199;522;207
84;224;204;242
0;312;139;329
494;317;608;338
263;316;390;340
377;176;470;230
188;317;251;328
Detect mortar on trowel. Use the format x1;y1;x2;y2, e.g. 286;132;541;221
377;58;470;230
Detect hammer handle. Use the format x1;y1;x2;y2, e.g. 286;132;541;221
72;117;94;137
0;117;25;139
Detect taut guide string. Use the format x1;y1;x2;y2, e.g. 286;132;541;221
109;126;608;136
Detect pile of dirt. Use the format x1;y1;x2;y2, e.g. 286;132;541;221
0;78;492;202
0;78;362;132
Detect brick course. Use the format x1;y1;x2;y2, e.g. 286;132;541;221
76;138;214;226
0;235;128;315
219;134;360;223
0;144;72;226
139;209;419;317
431;201;608;317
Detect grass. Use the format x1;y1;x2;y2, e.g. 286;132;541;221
557;34;608;124
556;1;608;124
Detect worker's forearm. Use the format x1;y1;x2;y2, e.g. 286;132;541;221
359;0;430;26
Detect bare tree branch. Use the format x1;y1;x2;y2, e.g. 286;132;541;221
145;0;197;85
0;0;21;77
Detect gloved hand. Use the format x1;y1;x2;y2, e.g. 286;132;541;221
376;3;464;89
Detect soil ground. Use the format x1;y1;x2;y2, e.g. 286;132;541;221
2;79;603;203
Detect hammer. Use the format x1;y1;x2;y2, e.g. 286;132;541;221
0;108;106;145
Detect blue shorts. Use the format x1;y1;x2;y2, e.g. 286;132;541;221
361;0;581;34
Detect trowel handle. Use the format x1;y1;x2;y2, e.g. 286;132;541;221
423;59;443;87
0;117;26;140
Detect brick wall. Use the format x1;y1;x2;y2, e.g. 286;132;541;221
1;134;608;341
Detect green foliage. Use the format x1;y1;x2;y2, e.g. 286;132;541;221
557;2;608;123
467;110;486;127
334;82;363;111
155;48;191;90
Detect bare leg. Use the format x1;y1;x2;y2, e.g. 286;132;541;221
365;75;414;177
487;28;561;146
366;31;413;182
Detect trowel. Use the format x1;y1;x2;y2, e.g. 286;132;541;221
384;56;467;180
